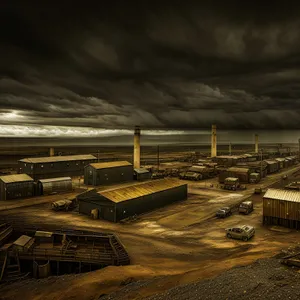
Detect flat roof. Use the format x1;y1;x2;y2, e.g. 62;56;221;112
99;179;187;203
0;173;33;184
38;177;72;183
90;161;132;170
227;167;249;173
134;168;150;174
35;231;53;238
19;154;96;164
13;235;33;247
264;188;300;202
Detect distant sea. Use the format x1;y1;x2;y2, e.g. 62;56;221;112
0;130;300;148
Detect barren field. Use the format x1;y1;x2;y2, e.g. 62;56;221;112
0;163;300;299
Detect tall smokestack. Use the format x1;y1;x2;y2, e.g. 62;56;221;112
255;134;259;153
211;125;217;157
49;147;54;157
229;142;232;156
134;126;141;169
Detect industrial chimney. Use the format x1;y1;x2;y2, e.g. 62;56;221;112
255;134;259;154
49;147;54;157
211;125;217;157
134;126;141;169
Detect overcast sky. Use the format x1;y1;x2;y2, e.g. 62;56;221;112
1;1;300;136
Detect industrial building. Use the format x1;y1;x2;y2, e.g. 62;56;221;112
263;188;300;229
134;168;151;181
18;155;97;180
264;160;279;174
219;167;250;183
78;179;188;222
36;177;73;196
0;174;34;200
84;161;133;186
212;154;258;167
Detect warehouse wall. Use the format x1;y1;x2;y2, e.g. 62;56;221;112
79;200;115;222
0;181;34;200
18;159;97;180
263;198;300;220
115;185;188;222
96;166;133;186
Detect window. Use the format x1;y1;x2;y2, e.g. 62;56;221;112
121;173;124;176
31;166;33;170
24;163;27;167
41;165;44;168
67;163;70;167
51;164;53;168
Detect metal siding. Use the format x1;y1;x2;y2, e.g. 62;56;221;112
79;200;115;222
96;165;134;186
40;179;72;195
19;154;97;163
5;181;34;200
90;161;132;169
263;198;300;221
115;185;187;222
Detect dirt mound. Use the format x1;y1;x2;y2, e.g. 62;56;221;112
101;258;300;300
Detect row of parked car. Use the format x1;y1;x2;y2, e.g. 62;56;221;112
216;200;255;242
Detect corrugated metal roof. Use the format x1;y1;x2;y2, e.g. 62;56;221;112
90;161;132;170
99;179;187;203
38;177;72;183
13;235;32;247
264;160;278;165
0;173;33;183
134;168;150;174
19;154;96;164
227;167;250;173
275;158;286;162
264;188;300;202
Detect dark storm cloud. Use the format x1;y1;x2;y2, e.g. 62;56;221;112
2;0;300;131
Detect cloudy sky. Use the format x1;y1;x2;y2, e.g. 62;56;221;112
1;1;300;137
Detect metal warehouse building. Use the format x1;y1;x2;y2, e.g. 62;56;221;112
78;179;188;222
84;161;133;186
0;174;34;200
18;155;97;180
36;177;73;196
263;188;300;229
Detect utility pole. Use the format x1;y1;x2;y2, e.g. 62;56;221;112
157;145;160;171
260;148;263;179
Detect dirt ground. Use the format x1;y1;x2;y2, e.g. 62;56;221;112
1;165;300;299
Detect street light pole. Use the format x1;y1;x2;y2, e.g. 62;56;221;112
260;149;263;179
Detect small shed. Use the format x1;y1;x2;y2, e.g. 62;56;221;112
0;174;34;201
78;179;187;222
34;231;54;244
13;235;34;251
84;161;133;186
263;188;300;229
264;160;279;174
37;177;72;195
134;168;151;181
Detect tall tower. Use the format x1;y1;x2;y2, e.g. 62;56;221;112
298;139;300;161
49;147;54;157
255;134;259;154
134;126;141;169
211;124;217;157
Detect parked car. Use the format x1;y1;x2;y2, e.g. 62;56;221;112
254;187;263;194
238;201;253;215
216;207;232;218
225;225;255;241
51;199;75;211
